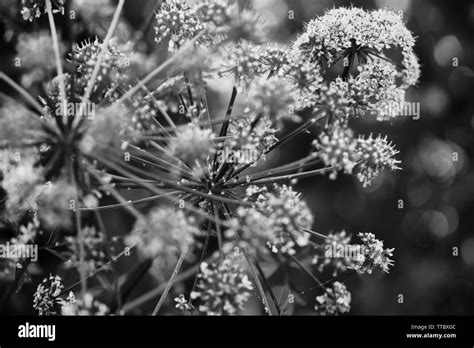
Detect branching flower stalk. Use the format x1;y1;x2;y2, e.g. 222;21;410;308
0;1;419;316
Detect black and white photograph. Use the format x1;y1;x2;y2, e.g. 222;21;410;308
0;0;473;346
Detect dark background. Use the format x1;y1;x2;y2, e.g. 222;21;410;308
1;0;473;315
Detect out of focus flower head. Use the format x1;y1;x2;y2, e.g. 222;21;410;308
16;31;65;88
21;0;65;22
61;292;110;315
315;281;351;315
65;226;109;276
0;96;43;148
246;75;300;127
196;0;266;43
218;41;262;88
154;0;267;52
165;123;215;179
1;153;44;221
313;230;356;276
37;179;78;230
80;103;138;155
125;207;199;272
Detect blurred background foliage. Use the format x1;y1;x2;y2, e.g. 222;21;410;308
1;0;473;315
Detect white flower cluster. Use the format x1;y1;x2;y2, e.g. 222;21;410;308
292;7;420;119
65;226;109;276
155;0;264;51
190;257;253;315
1;153;44;221
62;292;110;316
33;275;74;316
247;76;300;127
227;116;277;162
125;207;199;264
16;31;65;88
314;230;395;276
293;7;418;69
351;233;395;274
0;100;42;148
315;281;351;315
228;185;313;255
313;230;355;277
21;0;65;22
356;134;401;187
314;126;401;186
167;124;214;167
154;0;205;52
72;38;132;91
37;179;78;230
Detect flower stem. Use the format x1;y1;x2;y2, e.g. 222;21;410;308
152;249;188;315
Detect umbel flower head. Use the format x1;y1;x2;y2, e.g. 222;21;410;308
36;179;78;230
21;0;65;22
315;281;351;315
33;274;74;315
167;123;214;168
15;31;66;88
314;125;401;186
125;207;199;262
190;256;253;315
0;0;416;316
313;230;356;277
227;185;313;255
351;233;395;274
292;7;420;119
1;152;44;221
154;0;205;52
65;226;109;276
0;97;43;148
246;75;300;127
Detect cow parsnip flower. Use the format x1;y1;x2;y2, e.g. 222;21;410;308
0;0;412;316
293;7;420;119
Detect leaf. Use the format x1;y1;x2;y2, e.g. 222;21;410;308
14;263;31;294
